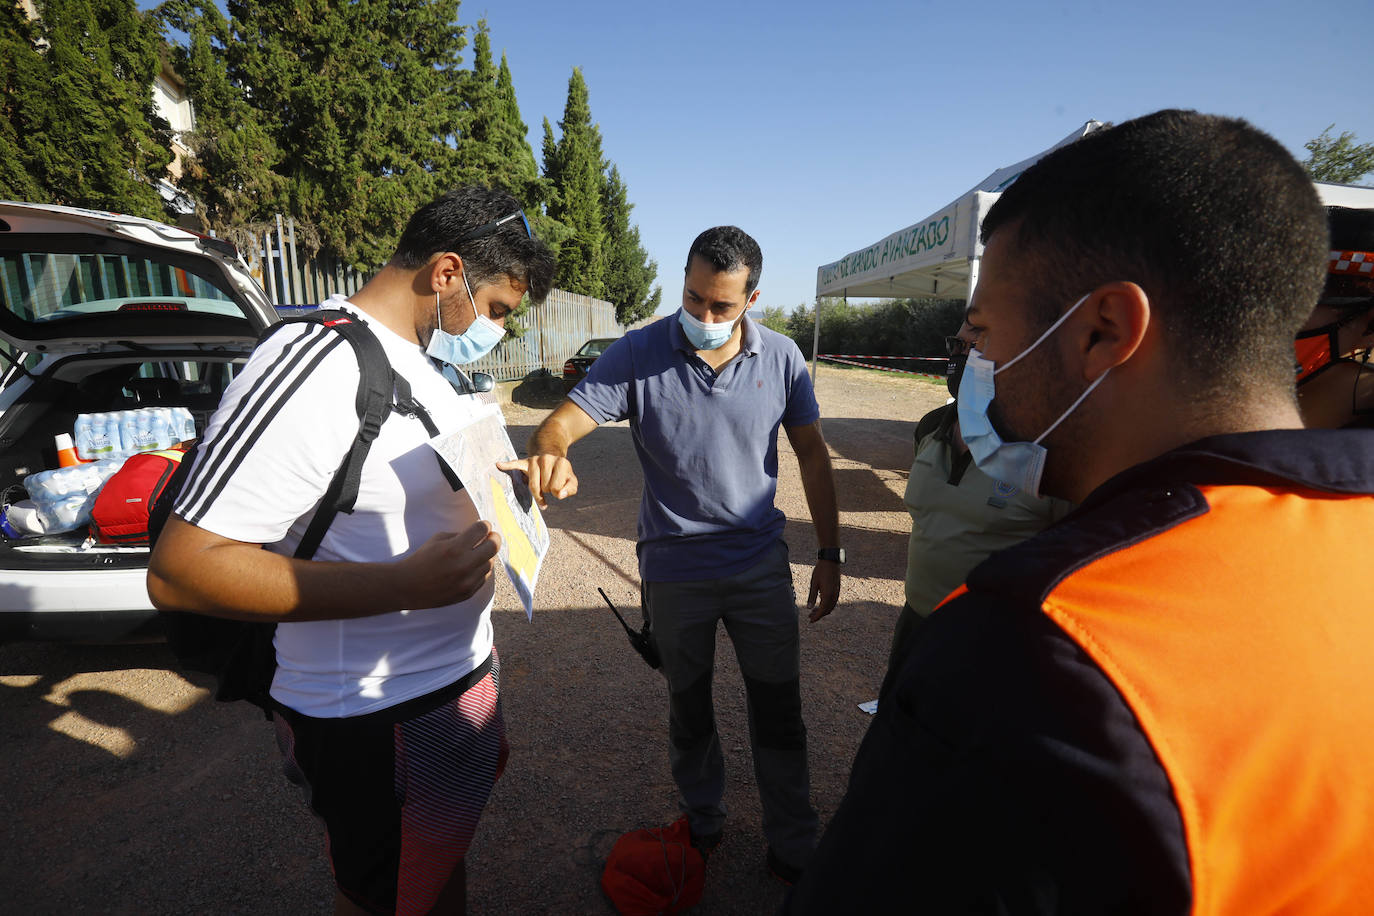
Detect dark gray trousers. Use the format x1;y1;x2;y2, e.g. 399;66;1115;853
643;539;817;867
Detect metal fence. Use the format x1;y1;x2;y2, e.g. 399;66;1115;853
245;215;623;382
244;214;365;307
469;288;623;381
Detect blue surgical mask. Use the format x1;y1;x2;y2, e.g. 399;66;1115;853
956;293;1108;497
425;272;506;366
679;307;739;350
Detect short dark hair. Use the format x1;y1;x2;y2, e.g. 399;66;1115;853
392;186;556;303
685;226;763;296
981;109;1328;398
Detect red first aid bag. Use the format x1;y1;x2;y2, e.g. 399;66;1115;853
601;817;705;915
90;449;185;544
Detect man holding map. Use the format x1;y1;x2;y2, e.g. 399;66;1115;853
148;186;555;916
504;225;841;884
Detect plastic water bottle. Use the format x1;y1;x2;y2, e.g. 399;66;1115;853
172;407;196;442
132;409;151;450
23;468;66;531
51;496;83;530
25;470;51;505
147;408;171;450
88;413;115;459
118;410;139;457
21;457;123;534
73;414;95;461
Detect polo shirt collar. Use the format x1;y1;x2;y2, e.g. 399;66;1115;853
670;308;764;356
740;312;762;354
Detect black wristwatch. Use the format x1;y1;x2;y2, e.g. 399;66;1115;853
817;547;846;565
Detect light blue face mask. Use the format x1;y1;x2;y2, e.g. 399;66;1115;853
425;272;506;366
678;306;740;350
956;293;1109;498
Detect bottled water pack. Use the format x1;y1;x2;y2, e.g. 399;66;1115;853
73;407;195;461
21;459;125;534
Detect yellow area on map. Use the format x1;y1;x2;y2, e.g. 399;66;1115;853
489;476;544;583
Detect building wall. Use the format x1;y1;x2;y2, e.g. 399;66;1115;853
152;63;195;184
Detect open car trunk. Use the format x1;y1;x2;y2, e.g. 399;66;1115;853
0;349;247;563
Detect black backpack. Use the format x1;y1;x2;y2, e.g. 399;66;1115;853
149;309;441;717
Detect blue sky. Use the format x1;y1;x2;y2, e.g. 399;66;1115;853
152;0;1372;314
472;0;1369;314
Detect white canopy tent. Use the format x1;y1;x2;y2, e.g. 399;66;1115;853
809;120;1107;374
811;133;1374;378
1316;181;1374;210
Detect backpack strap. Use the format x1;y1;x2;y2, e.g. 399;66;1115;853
390;371;464;491
280;309;401;560
392;372;440;438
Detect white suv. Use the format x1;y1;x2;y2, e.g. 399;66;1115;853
0;202;279;641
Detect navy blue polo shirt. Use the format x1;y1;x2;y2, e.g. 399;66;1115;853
569;310;820;582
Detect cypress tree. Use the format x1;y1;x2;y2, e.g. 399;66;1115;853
157;1;284;238
451;25;546;210
0;5;44;202
543;68;605;299
540;115;561;203
206;0;466;269
492;53;551;214
1;0;171;218
601;164;660;324
490;51;566;252
450;19;497;180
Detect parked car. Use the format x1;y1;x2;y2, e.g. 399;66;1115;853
562;337;620;390
0;201;279;642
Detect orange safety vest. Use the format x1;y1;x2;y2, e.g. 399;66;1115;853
1041;482;1374;914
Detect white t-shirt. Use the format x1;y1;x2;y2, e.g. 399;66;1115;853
174;296;495;718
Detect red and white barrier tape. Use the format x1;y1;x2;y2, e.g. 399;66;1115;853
817;354;947;362
818;354;948;378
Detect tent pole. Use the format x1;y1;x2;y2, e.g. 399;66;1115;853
810;293;829;384
967;257;980;300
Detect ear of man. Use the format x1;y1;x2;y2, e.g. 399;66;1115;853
436;253;466;291
1071;281;1152;383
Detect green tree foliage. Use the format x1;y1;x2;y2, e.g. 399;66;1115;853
1303;126;1374;186
1;0;172;218
164;0;466;269
0;6;45;202
543;68;606;298
449;24;560;245
157;1;284;239
600;164;660;324
756;305;790;333
784;298;965;363
495;53;564;243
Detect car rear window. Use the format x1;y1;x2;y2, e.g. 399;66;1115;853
0;248;240;323
577;338;618;357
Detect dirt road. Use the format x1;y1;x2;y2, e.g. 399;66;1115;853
0;366;949;915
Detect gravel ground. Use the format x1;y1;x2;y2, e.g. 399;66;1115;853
0;366;949;915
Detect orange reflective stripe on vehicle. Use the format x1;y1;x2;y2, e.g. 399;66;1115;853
1041;483;1374;915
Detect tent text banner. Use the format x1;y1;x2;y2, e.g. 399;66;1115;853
817;208;956;294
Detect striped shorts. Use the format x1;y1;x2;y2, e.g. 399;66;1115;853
273;651;509;916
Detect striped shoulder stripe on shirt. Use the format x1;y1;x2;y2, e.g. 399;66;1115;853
176;322;352;526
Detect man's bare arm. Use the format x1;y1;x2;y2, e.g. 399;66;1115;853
147;515;501;621
785;420;842;621
496;399;599;509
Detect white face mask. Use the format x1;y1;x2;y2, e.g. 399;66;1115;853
425;271;506;366
678;306;739;350
955;293;1109;497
